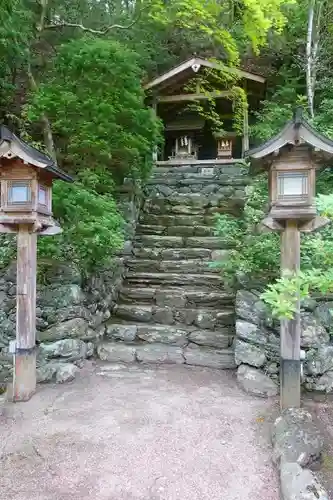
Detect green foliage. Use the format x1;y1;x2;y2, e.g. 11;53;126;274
0;0;311;277
27;38;163;182
184;66;248;136
261;269;333;319
214;174;333;319
213;174;280;285
38;176;124;271
241;0;295;53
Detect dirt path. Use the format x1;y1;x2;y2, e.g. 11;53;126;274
0;363;279;500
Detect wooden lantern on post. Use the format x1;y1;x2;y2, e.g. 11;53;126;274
0;126;73;402
246;108;333;410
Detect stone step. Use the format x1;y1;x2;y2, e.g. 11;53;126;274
136;224;215;237
125;259;222;274
139;213;216;227
113;303;234;329
119;286;234;307
132;247;215;260
97;341;236;369
134;235;229;249
125;272;225;288
151;163;246;178
143;193;245;214
146;175;247;187
105;323;234;349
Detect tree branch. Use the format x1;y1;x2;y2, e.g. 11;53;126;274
42;12;142;34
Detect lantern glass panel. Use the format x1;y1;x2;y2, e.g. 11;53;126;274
8;181;31;204
277;171;309;199
38;184;47;206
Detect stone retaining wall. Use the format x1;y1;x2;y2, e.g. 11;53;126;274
235;289;333;395
0;180;142;385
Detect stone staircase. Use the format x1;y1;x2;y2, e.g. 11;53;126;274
97;162;248;369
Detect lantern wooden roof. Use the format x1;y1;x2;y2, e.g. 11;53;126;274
245;108;333;169
0;126;73;182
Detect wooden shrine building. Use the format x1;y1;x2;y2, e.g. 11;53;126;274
144;57;266;163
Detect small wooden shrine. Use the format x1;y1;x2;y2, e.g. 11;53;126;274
144;57;266;163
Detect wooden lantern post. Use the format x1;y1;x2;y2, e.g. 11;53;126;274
0;126;73;402
246;109;333;409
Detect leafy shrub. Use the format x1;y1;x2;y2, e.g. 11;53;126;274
27;37;163;182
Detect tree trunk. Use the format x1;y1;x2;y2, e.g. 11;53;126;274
306;0;315;119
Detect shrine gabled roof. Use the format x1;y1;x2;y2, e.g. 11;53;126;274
245;108;333;161
0;126;73;182
144;57;266;91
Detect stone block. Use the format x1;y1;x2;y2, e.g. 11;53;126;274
194;310;217;329
167;225;195;237
152;307;175;325
136;344;184;364
235;320;269;345
39;338;92;361
37;284;85;309
184;344;235;369
314;301;333;332
280;462;328;500
155;290;187;308
38;318;89;342
235;290;270;327
137;325;188;346
185;237;227;249
106;324;137;342
136;235;183;248
119;287;156;302
37;363;59;383
234;339;266;367
161;248;211;260
313;371;333;392
272;408;324;467
237;365;278;398
306;346;333;376
301;312;329;348
114;304;152;323
188;329;231;349
56;363;79;383
97;342;136;363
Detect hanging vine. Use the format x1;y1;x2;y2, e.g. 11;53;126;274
183;62;248;137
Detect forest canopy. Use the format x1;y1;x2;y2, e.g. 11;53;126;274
1;0;333;291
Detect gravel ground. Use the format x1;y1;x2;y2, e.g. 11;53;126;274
0;362;279;500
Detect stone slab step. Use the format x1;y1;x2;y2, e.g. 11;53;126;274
146;175;247;187
105;323;233;349
143;202;243;217
97;341;236;369
143;194;245;216
136;224;215;237
183;344;236;369
119;286;234;308
134;235;230;249
125;272;225;288
139;214;216;227
125;259;222;274
113;303;234;329
133;247;215;260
